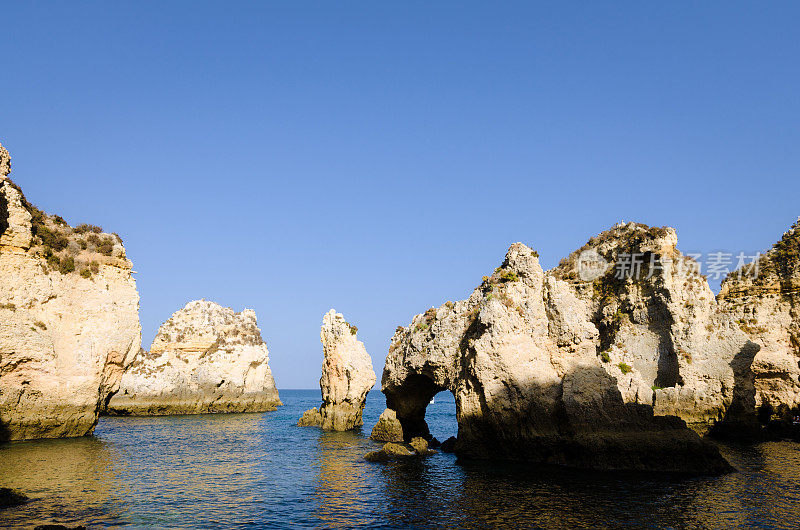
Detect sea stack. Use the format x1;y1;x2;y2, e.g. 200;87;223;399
106;300;280;415
298;309;376;431
0;142;141;441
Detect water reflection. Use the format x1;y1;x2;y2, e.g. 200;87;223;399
0;436;121;527
0;391;798;528
312;430;377;526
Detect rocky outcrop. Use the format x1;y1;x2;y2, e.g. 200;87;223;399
299;310;376;430
549;224;755;432
0;145;141;441
364;437;436;462
0;142;10;179
0;487;28;508
380;224;751;473
106;300;280;415
370;408;404;442
718;219;800;433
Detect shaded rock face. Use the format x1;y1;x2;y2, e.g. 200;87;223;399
718;219;800;431
0;487;28;508
106;300;280;415
381;224;757;473
0;159;141;441
299;310;376;430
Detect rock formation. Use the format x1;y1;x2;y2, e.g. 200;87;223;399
364;437;436;462
379;223;764;473
0;143;141;441
718;219;800;433
370;408;404;442
0;143;10;179
106;300;280;415
298;310;376;430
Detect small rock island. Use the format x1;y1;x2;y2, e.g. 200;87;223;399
299;309;376;430
106;300;281;415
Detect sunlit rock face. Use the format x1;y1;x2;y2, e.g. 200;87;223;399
380;225;765;473
106;300;280;415
718;219;800;431
299;310;376;431
0;144;141;441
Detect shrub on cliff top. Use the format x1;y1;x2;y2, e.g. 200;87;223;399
58;256;75;274
75;223;103;234
35;224;69;252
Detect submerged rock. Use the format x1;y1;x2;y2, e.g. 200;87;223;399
297;407;323;427
370;408;404;442
0;487;28;508
380;224;750;473
106;300;280;415
0;144;141;441
298;310;376;431
364;440;435;462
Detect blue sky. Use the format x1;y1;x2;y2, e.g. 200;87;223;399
2;2;798;387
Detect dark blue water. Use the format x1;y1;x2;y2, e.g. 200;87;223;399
1;390;800;529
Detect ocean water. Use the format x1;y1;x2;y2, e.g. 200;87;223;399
1;389;799;529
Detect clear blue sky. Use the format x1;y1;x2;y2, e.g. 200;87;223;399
2;2;798;388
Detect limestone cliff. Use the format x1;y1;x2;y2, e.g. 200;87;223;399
106;300;280;415
718;219;800;429
550;223;755;431
380;225;748;473
0;143;141;441
299;310;376;430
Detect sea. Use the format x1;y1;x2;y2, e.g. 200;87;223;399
1;389;799;529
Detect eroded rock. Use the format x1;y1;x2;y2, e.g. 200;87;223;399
106;300;280;415
0;142;10;179
0;487;28;508
718;218;800;434
0;159;141;441
370;408;404;442
364;440;435;462
298;310;376;431
380;224;745;473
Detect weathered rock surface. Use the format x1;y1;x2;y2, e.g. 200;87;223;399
549;224;757;432
380;224;751;473
298;310;376;430
364;439;435;462
297;407;323;427
106;300;280;415
0;149;141;441
370;408;404;442
718;219;800;433
0;142;10;179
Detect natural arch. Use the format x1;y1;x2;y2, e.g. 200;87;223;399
385;373;450;441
